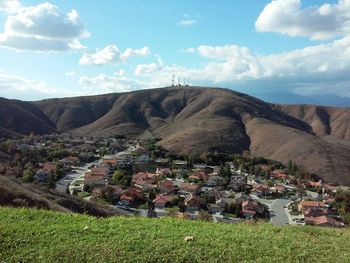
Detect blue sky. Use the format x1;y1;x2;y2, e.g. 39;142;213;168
0;0;349;103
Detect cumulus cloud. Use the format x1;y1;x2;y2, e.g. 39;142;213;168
134;55;164;76
78;74;145;93
79;45;150;65
0;2;89;51
0;72;75;100
255;0;350;40
0;0;21;13
128;36;350;97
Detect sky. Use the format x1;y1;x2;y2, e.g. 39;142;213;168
0;0;350;103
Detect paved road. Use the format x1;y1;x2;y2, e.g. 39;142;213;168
258;198;291;226
56;163;96;193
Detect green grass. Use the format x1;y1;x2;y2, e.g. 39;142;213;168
77;191;91;198
1;207;350;263
164;206;180;212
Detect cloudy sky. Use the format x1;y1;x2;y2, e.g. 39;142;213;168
0;0;350;103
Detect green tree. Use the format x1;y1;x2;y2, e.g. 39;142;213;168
112;170;123;184
22;168;34;183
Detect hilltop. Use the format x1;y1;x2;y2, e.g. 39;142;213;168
1;86;350;184
0;176;118;217
0;207;349;262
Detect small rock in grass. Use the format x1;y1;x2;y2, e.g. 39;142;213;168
184;236;194;241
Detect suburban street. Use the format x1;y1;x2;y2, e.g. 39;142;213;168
55;163;96;193
258;197;292;226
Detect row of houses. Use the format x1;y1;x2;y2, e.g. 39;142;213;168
299;200;344;227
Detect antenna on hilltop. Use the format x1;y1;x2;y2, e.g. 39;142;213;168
171;74;175;86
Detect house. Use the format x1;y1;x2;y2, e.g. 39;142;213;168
193;163;207;170
299;201;326;212
185;194;203;211
84;173;106;188
251;183;270;197
202;188;223;203
154;158;170;166
158;180;176;193
132;172;157;184
241;200;265;219
173;160;188;168
205;175;225;187
156;168;172;178
307;180;323;188
120;188;145;206
304;215;344;227
189;171;208;182
101;159;119;168
228;175;247;192
134;178;155;192
303;207;328;217
179;183;200;195
40;162;57;173
153;194;176;209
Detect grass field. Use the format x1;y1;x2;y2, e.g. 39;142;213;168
1;207;350;263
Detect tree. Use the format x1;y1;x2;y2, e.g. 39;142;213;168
266;180;274;187
46;173;56;189
112;170;123;184
22;168;34;183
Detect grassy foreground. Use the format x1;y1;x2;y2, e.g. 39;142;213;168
0;207;350;263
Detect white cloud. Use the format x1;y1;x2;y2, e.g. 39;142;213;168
178;19;197;27
79;45;150;66
120;46;150;60
78;74;145;93
0;2;89;51
128;36;350;97
255;0;350;40
134;54;164;76
0;72;75;100
0;0;21;13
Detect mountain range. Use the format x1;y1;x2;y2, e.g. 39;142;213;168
1;86;350;185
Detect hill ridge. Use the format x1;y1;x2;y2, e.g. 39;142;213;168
1;86;350;184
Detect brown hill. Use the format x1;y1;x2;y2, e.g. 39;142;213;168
1;87;350;184
33;93;119;132
275;104;350;141
0;97;55;137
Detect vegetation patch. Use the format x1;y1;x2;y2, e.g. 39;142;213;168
1;207;350;263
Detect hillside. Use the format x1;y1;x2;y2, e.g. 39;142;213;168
0;97;55;137
1;87;350;184
0;176;118;217
0;207;349;262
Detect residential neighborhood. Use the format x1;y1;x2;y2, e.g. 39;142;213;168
0;134;349;227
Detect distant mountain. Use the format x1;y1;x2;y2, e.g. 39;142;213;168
251;90;350;107
1;86;350;184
